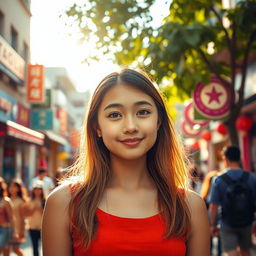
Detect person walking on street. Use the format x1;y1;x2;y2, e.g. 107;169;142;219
30;169;55;198
7;179;27;256
24;181;45;256
209;146;256;256
0;177;17;256
200;169;222;256
42;68;210;256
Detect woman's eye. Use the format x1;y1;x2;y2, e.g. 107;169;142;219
108;112;121;119
137;109;151;116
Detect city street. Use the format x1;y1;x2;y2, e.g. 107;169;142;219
1;0;256;255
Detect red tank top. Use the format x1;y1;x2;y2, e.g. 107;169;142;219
71;208;186;255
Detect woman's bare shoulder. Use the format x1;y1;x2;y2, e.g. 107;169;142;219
184;189;206;210
46;184;72;207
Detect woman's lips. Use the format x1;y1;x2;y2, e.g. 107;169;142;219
120;138;143;147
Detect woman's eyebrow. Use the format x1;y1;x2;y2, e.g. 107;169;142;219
104;101;153;111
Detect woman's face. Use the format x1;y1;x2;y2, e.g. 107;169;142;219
97;83;159;162
34;188;43;197
8;183;19;196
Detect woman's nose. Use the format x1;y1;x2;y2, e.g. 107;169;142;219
123;116;138;133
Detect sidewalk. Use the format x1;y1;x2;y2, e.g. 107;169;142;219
211;236;256;256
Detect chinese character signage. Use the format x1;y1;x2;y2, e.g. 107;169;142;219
27;65;45;103
31;109;53;130
0;90;17;122
17;103;30;127
0;35;25;81
57;108;67;136
31;89;52;109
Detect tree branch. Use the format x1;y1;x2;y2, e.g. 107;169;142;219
238;29;256;108
230;22;237;111
198;48;231;87
210;4;232;54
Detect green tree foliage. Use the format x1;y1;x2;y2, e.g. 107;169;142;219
65;0;256;145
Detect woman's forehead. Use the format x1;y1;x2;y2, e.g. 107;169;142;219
99;83;155;107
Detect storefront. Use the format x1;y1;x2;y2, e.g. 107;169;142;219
0;120;44;185
0;90;45;185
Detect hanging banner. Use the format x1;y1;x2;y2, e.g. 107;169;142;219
183;101;209;128
193;77;230;120
27;65;45;103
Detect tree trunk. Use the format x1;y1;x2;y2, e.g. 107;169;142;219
226;118;239;146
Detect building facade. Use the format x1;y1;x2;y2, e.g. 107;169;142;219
0;0;44;186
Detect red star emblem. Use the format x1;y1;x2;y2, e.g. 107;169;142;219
205;86;223;104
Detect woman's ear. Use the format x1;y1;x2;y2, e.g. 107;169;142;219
96;129;102;138
93;121;102;137
157;118;162;130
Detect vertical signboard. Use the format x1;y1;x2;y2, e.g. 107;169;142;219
57;108;67;136
31;109;53;130
17;103;30;127
27;65;45;103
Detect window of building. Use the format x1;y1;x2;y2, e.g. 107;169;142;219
0;10;4;37
11;26;18;51
22;41;29;62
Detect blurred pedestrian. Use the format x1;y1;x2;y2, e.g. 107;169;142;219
7;179;27;256
209;146;256;256
24;181;45;256
0;177;17;256
42;68;210;255
30;169;55;198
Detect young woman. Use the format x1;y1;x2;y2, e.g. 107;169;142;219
7;179;27;256
24;181;45;256
42;68;210;255
0;177;16;256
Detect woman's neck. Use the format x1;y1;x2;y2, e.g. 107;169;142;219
108;156;154;190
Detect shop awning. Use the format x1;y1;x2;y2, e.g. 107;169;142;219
6;120;45;145
44;131;68;145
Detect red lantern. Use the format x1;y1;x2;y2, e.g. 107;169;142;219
202;130;212;141
216;123;227;135
191;141;200;150
236;116;253;131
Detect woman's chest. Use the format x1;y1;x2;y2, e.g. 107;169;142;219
73;211;186;256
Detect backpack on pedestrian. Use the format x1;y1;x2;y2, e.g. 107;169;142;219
220;171;255;228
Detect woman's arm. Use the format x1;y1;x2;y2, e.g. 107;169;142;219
186;190;210;256
42;185;72;256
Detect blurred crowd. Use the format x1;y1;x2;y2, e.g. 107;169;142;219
0;169;67;256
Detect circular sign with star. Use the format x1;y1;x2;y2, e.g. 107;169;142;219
193;77;230;119
184;101;209;127
181;120;202;137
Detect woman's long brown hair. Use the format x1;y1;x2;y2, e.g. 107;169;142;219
68;68;191;248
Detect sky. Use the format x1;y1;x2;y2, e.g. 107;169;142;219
30;0;170;92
